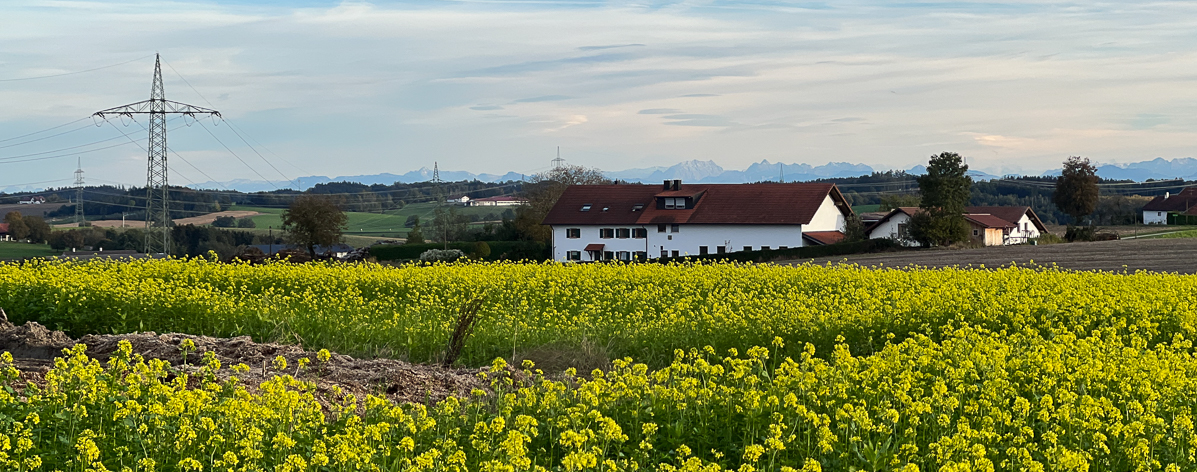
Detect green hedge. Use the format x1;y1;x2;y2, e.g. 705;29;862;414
1167;213;1197;226
370;241;549;261
655;238;903;264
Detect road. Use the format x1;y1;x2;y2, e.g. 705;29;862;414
785;238;1197;274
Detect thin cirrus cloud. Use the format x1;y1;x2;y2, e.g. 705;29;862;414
1;0;1197;187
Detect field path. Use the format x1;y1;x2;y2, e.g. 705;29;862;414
785;238;1197;274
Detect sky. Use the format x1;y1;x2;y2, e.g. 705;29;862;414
2;0;1197;189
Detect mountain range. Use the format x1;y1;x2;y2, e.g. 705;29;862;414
5;158;1197;194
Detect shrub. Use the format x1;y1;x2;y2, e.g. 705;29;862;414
472;241;491;259
212;216;237;227
236;217;256;228
419;248;465;263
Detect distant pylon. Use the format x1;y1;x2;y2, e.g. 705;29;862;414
551;147;565;169
94;54;220;254
74;157;85;224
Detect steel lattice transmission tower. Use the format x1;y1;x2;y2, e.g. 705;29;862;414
74;157;85;224
94;54;220;254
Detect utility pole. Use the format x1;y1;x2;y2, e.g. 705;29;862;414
94;54;220;254
779;162;784;183
74;157;85;225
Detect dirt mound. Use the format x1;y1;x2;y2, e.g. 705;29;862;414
0;313;485;406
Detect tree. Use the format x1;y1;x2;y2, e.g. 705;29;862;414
1054;156;1099;225
23;216;51;244
404;215;420;228
429;206;470;246
842;215;868;243
909;152;972;246
212;216;237;227
3;212;29;241
281;195;348;258
406;221;425;244
236;217;256;229
879;194;921;212
515;165;611;241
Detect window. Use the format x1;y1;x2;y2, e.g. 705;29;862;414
632;204;644;212
779;246;788;250
566;228;581;239
616;228;631;239
604;251;614;260
581;204;592;212
567;251;581;261
670;224;680;233
618;251;631;261
897;223;908;237
599;228;614;239
717;246;726;254
699;246;709;255
632;228;647;239
634;251;647;260
667;235;673;240
761;246;770;250
657;224;667;233
661;248;668;258
973;229;979;236
743;246;752;252
671;250;680;258
664;198;675;209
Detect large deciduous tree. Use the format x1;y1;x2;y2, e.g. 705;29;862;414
3;212;29;241
514;165;611;241
909;152;972;247
281;195;348;258
1054;156;1099;225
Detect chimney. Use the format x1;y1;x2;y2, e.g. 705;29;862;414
1165;192;1171;199
672;179;681;191
663;180;671;190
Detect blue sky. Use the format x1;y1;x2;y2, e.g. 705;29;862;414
2;0;1197;189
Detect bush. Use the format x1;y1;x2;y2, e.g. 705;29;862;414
236;217;256;228
1031;233;1065;245
472;241;491;259
1065;225;1097;242
212;216;237;227
419;248;465;263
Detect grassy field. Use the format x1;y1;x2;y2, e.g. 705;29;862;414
233;202;508;239
1142;228;1197;239
0;241;57;260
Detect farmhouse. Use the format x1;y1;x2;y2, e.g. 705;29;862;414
542;180;852;262
0;223;9;241
18;196;45;205
1142;187;1197;225
446;195;470;205
468;196;528;207
866;205;1045;246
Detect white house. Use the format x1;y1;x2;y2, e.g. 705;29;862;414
18;196;45;205
866;205;1046;246
446;195;470;205
469;196;528;207
1142;188;1197;225
0;223;10;241
542;180;853;262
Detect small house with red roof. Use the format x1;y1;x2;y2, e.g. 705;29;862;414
1142;187;1197;225
0;223;9;241
866;205;1046;246
541;180;853;261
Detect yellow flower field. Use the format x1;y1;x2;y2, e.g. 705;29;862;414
0;258;1194;366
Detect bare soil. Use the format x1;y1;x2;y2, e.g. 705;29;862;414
55;211;263;228
785;237;1197;274
0;315;486;406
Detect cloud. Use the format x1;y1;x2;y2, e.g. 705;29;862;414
638;108;683;114
661;114;737;127
578;44;646;51
470;105;505;111
513;95;572;103
680;94;719;97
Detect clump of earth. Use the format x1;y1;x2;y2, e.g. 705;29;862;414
0;309;486;406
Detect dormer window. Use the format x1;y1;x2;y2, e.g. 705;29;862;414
581;204;592;212
632;204;644;212
664;197;686;209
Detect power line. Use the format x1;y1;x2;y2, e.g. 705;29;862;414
195;118;280;189
0;117;93;144
0;54;155;82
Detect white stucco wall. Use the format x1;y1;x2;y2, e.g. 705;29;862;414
1144;211;1168;225
806;195;847;232
551;224;806;261
866;212;918;247
1004;214;1041;244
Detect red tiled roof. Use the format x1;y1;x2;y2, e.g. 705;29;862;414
965;214;1015;228
0;223;7;234
542;183;849;226
583;243;605;251
473;196;527;202
1143;187;1197;212
803;231;845;245
965;206;1047;232
864;207;922;233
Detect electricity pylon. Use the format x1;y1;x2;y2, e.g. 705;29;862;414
73;157;84;224
94;54;220;254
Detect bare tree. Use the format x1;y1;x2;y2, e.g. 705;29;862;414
515;165;611;241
